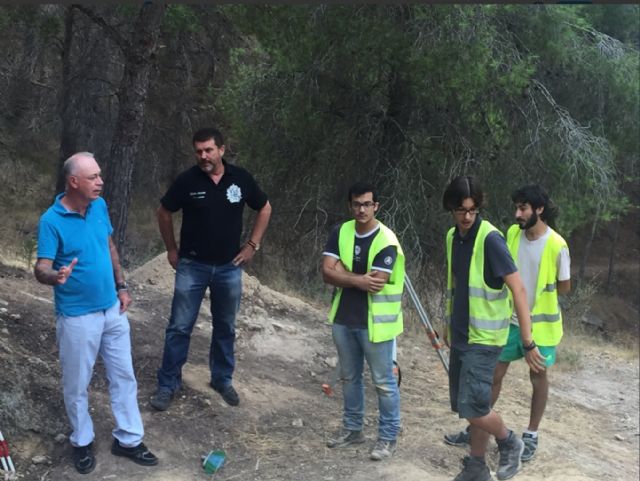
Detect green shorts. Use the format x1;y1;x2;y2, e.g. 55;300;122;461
499;324;556;366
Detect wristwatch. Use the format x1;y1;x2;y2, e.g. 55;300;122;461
523;340;537;352
116;281;128;291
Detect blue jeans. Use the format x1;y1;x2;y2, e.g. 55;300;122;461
157;258;242;393
332;323;401;441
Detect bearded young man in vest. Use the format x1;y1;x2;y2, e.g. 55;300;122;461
321;182;405;462
444;184;570;463
441;176;547;481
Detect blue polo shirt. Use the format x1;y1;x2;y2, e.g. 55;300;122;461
37;194;117;316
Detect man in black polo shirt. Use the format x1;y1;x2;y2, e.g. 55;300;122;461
150;127;271;410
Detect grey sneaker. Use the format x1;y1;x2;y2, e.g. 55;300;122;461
496;432;525;480
326;429;365;448
521;433;538;462
149;389;173;411
444;426;470;447
453;456;494;481
369;439;397;461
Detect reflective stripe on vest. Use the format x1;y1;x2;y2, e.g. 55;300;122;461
532;312;561;323
469;316;511;331
506;224;568;346
328;220;405;343
446;220;511;347
372;293;403;303
468;286;509;301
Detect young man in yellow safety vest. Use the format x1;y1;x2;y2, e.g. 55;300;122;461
321;182;405;462
445;184;570;463
442;176;546;481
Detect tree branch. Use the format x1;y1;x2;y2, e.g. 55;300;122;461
72;5;130;52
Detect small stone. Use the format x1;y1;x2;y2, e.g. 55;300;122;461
9;313;20;320
246;322;264;332
271;322;297;334
54;433;67;444
292;418;304;427
32;455;49;465
614;434;625;441
0;307;8;313
325;356;338;368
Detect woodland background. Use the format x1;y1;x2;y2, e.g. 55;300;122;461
0;3;638;329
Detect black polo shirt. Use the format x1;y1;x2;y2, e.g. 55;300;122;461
450;216;516;351
161;161;268;265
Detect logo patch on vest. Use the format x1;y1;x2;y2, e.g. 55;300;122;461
226;184;242;203
384;255;393;266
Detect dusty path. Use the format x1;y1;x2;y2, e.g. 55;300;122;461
0;255;638;481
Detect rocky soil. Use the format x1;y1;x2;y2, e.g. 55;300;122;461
0;254;638;481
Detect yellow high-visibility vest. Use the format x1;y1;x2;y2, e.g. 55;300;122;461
445;220;511;346
506;224;568;346
328;220;405;343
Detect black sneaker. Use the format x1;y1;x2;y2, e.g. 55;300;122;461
496;432;524;480
453;456;494;481
73;442;96;474
521;433;538;462
211;383;240;406
326;429;366;448
149;389;173;411
444;426;470;447
111;439;159;466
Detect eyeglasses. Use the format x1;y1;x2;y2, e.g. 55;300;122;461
351;201;376;210
453;207;479;216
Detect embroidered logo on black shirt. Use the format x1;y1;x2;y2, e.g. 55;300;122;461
226;184;242;203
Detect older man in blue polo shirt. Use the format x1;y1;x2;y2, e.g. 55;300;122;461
35;152;157;474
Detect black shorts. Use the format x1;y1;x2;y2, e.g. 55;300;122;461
449;346;501;419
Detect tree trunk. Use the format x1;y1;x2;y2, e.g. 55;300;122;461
55;6;77;197
102;4;166;254
605;216;620;294
576;206;601;291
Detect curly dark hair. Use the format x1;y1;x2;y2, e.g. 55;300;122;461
511;184;558;227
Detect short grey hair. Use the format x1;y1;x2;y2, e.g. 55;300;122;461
63;151;95;179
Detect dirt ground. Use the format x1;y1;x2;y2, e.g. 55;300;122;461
0;254;638;481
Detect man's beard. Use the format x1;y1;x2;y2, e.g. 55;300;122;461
518;210;538;230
